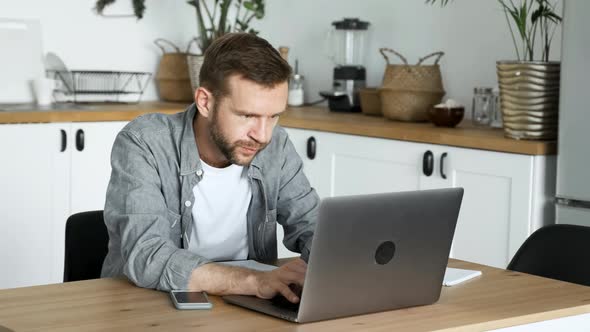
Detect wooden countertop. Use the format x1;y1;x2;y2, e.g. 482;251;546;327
0;259;589;331
280;107;556;155
0;102;556;155
0;101;185;123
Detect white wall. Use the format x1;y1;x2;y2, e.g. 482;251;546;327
0;0;196;101
254;0;562;111
0;0;562;107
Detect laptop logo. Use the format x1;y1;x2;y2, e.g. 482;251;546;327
375;241;396;265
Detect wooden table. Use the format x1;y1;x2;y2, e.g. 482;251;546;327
1;260;589;331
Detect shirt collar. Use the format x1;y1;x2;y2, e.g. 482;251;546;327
180;104;201;176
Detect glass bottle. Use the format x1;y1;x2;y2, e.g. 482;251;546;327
288;74;304;107
490;87;503;128
472;87;495;126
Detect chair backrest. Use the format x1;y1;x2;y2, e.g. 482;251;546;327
63;210;109;282
507;224;590;286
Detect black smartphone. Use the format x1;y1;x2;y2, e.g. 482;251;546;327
170;290;213;310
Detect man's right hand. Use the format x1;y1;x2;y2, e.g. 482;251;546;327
251;258;307;303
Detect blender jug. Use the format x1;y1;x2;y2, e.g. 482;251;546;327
320;18;370;112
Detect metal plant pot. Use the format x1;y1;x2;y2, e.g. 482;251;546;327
496;61;561;140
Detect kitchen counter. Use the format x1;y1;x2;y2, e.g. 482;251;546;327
0;101;185;123
0;102;556;155
280;107;556;155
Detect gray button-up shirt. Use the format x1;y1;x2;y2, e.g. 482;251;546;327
101;104;319;291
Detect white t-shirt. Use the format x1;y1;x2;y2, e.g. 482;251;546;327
189;160;251;261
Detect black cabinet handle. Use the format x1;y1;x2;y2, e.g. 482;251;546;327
306;137;316;160
60;129;67;152
423;150;434;176
440;152;448;179
75;129;85;151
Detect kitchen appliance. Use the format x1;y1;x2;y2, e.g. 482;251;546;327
320;18;370;112
555;1;590;226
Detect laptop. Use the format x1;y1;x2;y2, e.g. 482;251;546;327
223;187;464;323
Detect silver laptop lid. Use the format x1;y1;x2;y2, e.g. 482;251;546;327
297;188;463;323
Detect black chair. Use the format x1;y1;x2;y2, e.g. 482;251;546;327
507;224;590;287
63;210;109;282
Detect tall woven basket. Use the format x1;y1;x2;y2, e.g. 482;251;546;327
154;39;194;102
378;48;446;122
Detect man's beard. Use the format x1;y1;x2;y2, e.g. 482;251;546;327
209;106;268;166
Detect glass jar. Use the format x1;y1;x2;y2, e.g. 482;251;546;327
490;87;503;128
288;74;305;107
472;87;496;126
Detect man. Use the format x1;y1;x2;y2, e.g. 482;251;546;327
101;33;319;304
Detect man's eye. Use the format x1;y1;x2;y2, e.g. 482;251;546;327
242;114;252;119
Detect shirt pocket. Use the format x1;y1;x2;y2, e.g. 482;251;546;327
167;209;182;247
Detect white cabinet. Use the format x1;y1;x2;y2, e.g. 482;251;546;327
69;122;128;214
286;128;454;196
446;146;555;268
53;121;127;284
0;121;126;289
283;127;556;268
284;128;331;199
0;124;69;289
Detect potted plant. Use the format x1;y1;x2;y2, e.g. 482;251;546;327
426;0;562;140
95;0;266;94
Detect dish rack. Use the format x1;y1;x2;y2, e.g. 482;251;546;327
47;70;152;103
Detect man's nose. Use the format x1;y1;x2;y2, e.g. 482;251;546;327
249;118;271;144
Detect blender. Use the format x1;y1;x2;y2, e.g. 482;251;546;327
320;18;370;112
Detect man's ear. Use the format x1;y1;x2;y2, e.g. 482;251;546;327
195;87;214;118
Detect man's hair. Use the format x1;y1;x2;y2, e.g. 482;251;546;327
199;33;292;98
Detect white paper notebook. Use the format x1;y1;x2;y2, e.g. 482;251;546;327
220;260;482;287
443;267;482;286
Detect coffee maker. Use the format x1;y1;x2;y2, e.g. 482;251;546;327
320;18;370;112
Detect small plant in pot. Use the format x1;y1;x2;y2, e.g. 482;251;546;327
426;0;563;140
95;0;266;93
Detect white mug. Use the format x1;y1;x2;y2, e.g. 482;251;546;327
32;77;56;106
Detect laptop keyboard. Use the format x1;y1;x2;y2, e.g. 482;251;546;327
271;294;300;312
270;283;302;312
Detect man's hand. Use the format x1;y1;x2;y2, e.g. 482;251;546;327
188;258;307;303
253;258;307;303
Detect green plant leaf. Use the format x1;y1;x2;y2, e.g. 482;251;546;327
243;1;255;11
428;0;562;61
94;0;146;19
546;12;562;23
424;0;452;6
94;0;116;14
132;0;146;19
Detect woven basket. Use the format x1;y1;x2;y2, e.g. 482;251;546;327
154;39;194;102
359;88;382;116
378;48;446;121
379;89;445;122
380;48;445;91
